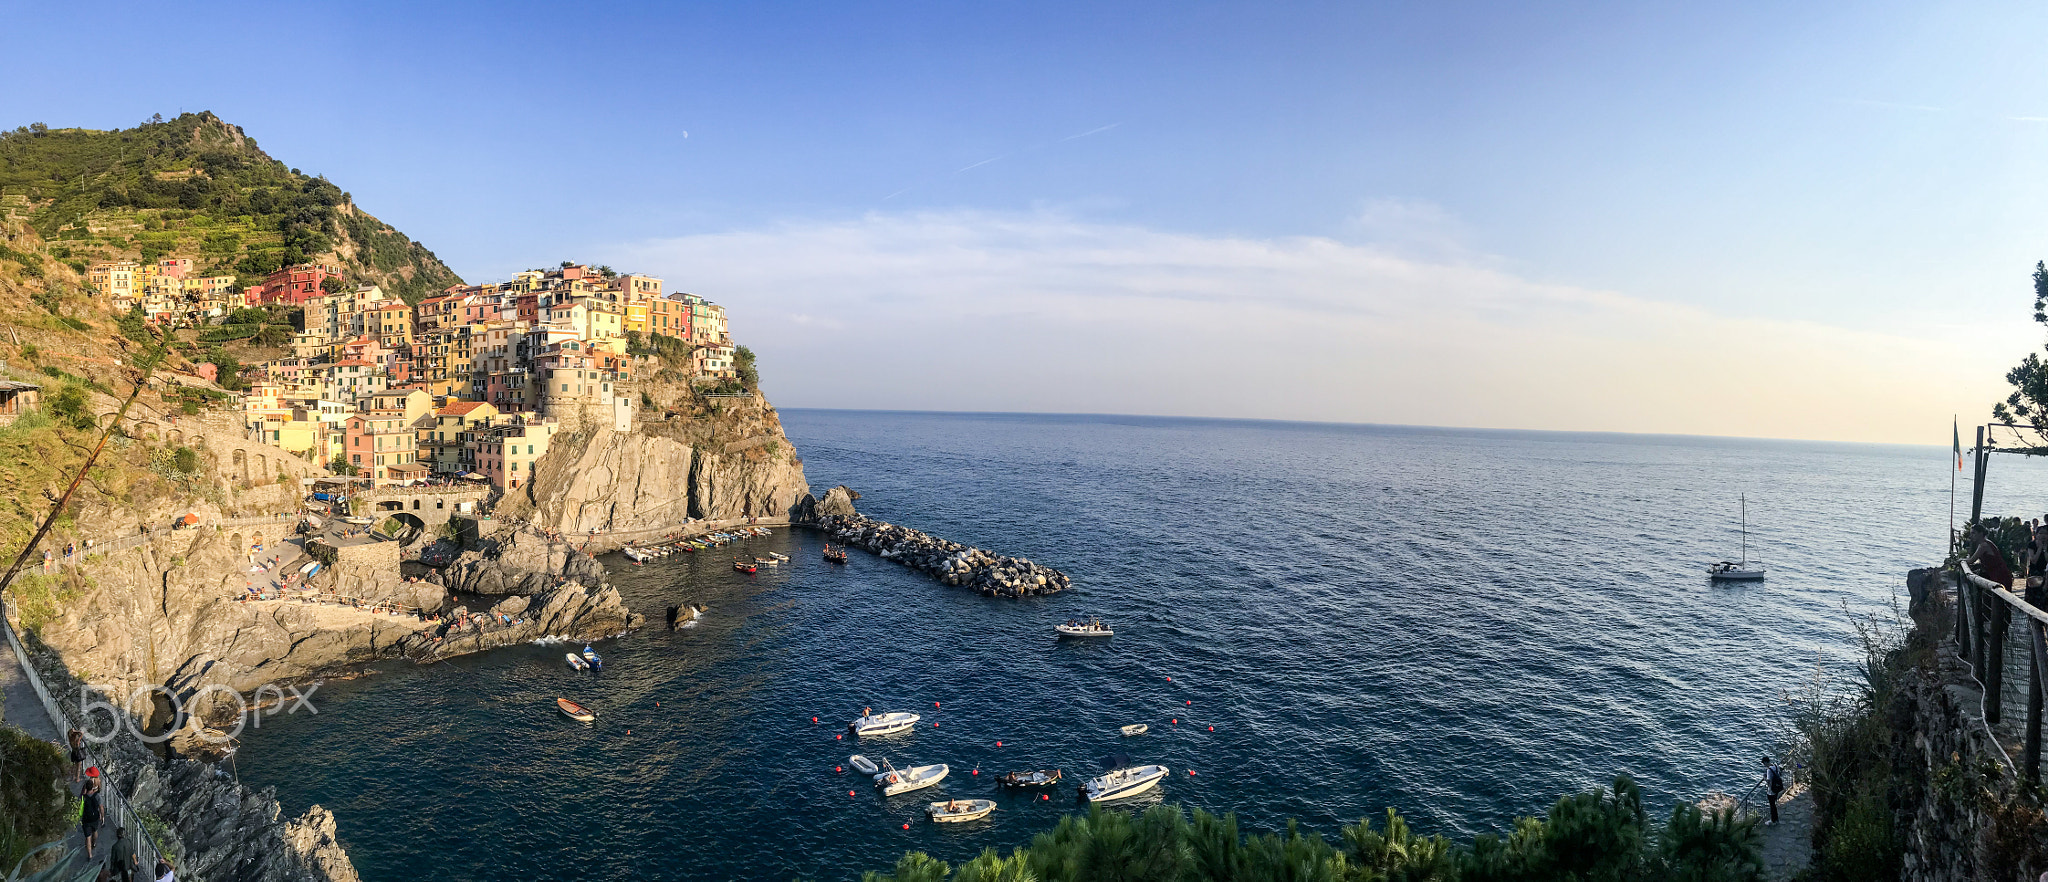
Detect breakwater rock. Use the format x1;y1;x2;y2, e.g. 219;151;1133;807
818;513;1071;598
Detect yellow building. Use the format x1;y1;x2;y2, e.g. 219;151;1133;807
622;300;650;335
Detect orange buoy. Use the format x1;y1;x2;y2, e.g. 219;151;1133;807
626;730;631;735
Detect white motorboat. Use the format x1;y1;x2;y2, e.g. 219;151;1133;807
622;546;652;563
849;754;881;776
566;653;589;671
1083;764;1169;802
851;711;922;736
768;552;789;562
1056;618;1114;639
927;798;996;823
877;763;949;796
1707;494;1767;581
1120;724;1149;736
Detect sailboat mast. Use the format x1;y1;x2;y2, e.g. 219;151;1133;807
1740;494;1748;566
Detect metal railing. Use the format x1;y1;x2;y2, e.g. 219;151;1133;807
1;617;165;871
1955;561;2048;781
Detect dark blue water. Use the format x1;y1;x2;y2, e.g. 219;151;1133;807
234;412;2015;881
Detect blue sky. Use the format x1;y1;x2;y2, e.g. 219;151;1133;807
7;1;2048;442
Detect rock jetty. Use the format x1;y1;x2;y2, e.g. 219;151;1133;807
818;512;1071;598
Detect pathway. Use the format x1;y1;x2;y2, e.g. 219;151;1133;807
1758;784;1813;880
0;627;115;869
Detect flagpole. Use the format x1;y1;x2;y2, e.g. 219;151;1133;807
1951;415;1959;553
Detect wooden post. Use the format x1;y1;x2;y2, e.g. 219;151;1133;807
1971;425;1988;524
2027;619;2044;783
1989;599;2009;723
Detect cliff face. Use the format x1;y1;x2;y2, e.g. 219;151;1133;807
501;391;809;545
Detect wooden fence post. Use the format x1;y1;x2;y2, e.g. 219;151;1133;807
1989;599;2009;723
2027;619;2045;784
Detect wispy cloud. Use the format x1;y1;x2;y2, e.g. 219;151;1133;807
2009;116;2048;122
954;155;1005;174
608;210;2024;443
1850;99;1945;113
1059;122;1121;142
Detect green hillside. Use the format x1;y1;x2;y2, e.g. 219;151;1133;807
0;112;462;303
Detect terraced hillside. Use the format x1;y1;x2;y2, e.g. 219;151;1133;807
0;112;462;303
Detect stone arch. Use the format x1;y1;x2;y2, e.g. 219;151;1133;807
165;428;183;445
377;500;404;512
230;533;242;554
230;448;248;483
254;454;268;484
412;498;421;510
389;512;427;546
133;420;160;440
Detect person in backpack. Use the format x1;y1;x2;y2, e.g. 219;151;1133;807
1761;755;1785;825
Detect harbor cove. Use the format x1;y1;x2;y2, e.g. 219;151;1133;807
13;5;2048;880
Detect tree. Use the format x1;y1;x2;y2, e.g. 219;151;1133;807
329;457;357;477
319;275;348;294
734;344;759;390
1993;262;2048;445
209;351;243;391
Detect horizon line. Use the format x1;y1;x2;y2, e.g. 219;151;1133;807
771;404;1958;451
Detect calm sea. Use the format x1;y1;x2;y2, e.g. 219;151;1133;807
232;412;2023;881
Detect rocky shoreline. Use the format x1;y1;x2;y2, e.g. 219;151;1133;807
816;507;1072;598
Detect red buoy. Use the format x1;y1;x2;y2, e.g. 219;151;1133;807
996;741;1003;747
1186;700;1191;706
902;823;910;830
1208;726;1214;731
812;716;818;723
1189;770;1196;775
837;734;843;740
972;769;979;775
837;766;843;772
1042;794;1050;800
850;790;856;796
934;701;941;707
1172;719;1178;725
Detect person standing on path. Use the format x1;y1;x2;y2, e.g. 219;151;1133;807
110;824;137;882
79;776;103;854
66;730;85;783
1761;755;1785;825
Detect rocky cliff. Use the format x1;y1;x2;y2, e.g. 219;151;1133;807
500;390;809;548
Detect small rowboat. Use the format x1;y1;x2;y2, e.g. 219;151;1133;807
734;560;757;573
557;698;596;723
849;754;881;775
927;799;996;823
566;653;589;671
997;769;1062;788
824;545;849;563
755;557;779;567
877;763;948;796
1056;618;1113;639
1120;724;1149;737
622;546;652;563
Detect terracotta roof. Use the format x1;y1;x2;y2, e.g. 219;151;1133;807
439;400;491;416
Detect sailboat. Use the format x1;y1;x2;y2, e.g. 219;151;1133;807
1708;494;1766;581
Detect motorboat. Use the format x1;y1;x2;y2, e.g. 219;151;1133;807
734;559;757;573
1120;724;1149;737
582;646;602;670
997;769;1062;789
927;799;995;823
755;557;779;567
768;552;789;562
850;711;922;736
824;545;849;564
1082;764;1169;802
556;697;596;723
877;763;948;796
1707;493;1767;581
566;653;589;672
1056;618;1114;639
849;754;881;776
622;546;652;564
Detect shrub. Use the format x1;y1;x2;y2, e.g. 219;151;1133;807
0;727;69;846
171;446;198;473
